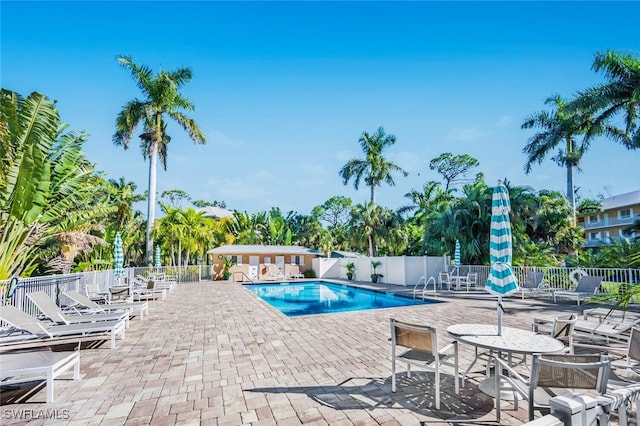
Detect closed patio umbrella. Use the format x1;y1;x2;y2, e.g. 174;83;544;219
114;233;125;284
485;181;519;335
154;245;161;270
454;239;461;272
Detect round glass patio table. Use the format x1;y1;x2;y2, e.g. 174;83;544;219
447;323;566;400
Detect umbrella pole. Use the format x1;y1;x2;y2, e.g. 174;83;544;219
497;296;503;335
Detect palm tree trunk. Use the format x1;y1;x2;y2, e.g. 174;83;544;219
565;136;576;223
370;185;375;203
146;143;158;266
368;234;374;257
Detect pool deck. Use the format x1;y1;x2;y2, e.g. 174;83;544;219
1;280;635;425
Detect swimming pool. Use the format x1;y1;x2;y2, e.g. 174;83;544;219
245;281;434;317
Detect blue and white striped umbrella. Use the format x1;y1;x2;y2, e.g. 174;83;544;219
454;239;461;268
485;181;518;334
154;245;161;269
114;233;125;278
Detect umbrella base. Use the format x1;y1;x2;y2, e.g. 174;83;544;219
478;375;523;401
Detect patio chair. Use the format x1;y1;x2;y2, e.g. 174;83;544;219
0;305;126;350
495;353;611;421
63;290;149;321
518;271;548;299
131;277;166;301
548;314;577;353
85;283;109;303
390;318;459;410
267;265;285;281
438;272;452;291
609;327;640;425
0;349;80;403
26;291;129;328
287;265;304;280
553;275;605;306
465;272;478;291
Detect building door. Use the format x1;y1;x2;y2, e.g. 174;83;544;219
249;256;259;280
275;256;285;276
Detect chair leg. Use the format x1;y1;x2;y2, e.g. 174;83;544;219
391;356;396;392
435;369;440;410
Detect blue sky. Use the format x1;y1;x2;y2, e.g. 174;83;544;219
3;1;639;216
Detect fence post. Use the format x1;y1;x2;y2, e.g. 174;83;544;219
198;265;202;282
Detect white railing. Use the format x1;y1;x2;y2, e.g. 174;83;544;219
0;266;208;319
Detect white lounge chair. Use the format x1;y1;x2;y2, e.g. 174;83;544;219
0;305;126;350
518;271;549;299
27;291;130;328
267;265;285;281
0;350;80;403
63;290;149;321
553;275;605;305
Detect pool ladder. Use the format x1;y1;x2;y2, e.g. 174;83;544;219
412;276;436;299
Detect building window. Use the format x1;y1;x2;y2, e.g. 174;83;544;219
299;256;305;266
589;232;600;241
291;256;298;265
589;215;599;224
620;209;631;219
236;256;243;265
264;256;271;265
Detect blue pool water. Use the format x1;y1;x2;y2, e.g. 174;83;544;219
245;281;434;317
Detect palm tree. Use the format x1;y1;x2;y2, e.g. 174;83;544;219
113;55;206;265
522;95;595;217
105;177;146;230
339;127;407;203
569;50;640;149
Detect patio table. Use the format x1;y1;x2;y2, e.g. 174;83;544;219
450;275;468;291
447;323;565;400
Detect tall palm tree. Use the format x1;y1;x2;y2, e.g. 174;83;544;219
570;50;640;149
522;95;595;217
339;127;407;204
113;55;206;265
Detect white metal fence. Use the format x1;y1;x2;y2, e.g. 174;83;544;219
313;256;640;291
0;265;209;319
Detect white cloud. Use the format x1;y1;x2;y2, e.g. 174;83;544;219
297;162;327;175
447;127;485;143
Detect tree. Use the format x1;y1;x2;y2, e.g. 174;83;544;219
429;153;479;191
570;50;640;149
339;127;407;203
0;90;114;279
522;94;596;217
113;55;206;265
161;189;191;209
192;199;227;209
105;177;146;230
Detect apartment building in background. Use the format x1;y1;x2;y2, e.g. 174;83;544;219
577;190;640;247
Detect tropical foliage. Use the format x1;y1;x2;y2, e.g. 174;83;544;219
0;90;115;279
113;55;206;265
2;49;638;279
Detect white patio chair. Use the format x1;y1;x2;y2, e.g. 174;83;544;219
390;318;459;410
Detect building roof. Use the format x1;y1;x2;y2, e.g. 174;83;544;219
601;190;640;211
330;251;366;258
196;206;234;219
207;245;321;256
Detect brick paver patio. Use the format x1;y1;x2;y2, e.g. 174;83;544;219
1;280;632;425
